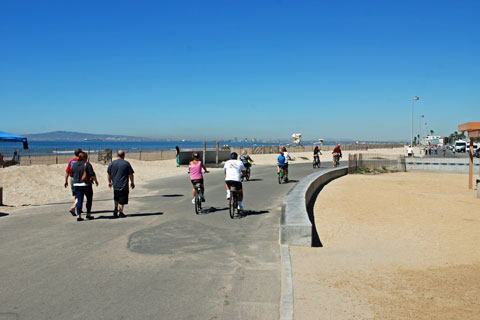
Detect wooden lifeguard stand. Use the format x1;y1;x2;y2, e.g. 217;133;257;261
458;122;480;189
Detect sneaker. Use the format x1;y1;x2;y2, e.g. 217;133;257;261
192;198;196;204
69;208;77;216
119;212;127;218
86;214;94;220
77;217;84;222
113;210;118;218
201;195;205;202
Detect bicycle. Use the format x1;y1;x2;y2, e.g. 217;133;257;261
313;155;321;168
244;166;251;181
333;155;341;168
228;185;239;219
278;166;285;184
193;182;203;214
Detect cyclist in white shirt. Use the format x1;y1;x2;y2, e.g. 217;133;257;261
224;152;246;211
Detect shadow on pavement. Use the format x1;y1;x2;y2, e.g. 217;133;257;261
198;207;228;214
244;178;263;182
90;210;115;214
162;194;184;198
128;212;164;217
94;212;164;220
0;212;9;218
242;210;269;217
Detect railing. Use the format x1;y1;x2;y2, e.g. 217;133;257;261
348;153;406;173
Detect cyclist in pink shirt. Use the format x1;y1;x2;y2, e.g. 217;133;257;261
188;152;209;204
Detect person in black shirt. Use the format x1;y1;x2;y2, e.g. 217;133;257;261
71;152;98;221
107;150;135;218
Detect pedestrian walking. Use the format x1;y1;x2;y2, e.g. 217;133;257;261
64;148;82;216
71;152;98;221
176;146;180;167
107;150;135;218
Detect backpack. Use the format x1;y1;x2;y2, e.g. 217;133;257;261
240;154;249;165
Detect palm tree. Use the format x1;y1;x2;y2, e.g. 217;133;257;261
430;129;434;136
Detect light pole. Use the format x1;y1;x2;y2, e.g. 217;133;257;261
411;96;419;146
419;114;424;144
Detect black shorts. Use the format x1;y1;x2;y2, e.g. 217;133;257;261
283;163;289;169
225;180;242;191
191;179;204;186
114;189;129;205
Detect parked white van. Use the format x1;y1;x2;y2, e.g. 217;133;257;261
455;140;467;152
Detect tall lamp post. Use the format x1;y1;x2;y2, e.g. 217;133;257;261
419;114;424;144
411;96;419;146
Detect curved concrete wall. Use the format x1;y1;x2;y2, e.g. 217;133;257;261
280;167;349;246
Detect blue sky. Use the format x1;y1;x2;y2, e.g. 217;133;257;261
1;0;479;141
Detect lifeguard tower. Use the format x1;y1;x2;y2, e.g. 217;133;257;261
458;122;480;190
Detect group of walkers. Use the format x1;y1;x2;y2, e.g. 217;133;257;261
64;149;135;221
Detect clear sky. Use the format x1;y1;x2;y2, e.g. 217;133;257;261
1;0;479;141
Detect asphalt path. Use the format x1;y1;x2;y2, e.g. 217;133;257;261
421;149;471;159
0;160;330;320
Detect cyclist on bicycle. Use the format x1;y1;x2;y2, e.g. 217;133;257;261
281;147;291;181
332;144;342;167
240;150;254;168
189;152;209;204
277;151;287;182
313;146;321;165
240;150;254;179
224;152;246;211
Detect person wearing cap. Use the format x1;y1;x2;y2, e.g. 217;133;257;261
107;150;135;218
332;144;342;167
224;152;246;211
188;152;209;204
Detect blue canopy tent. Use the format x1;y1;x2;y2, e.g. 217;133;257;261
0;131;29;149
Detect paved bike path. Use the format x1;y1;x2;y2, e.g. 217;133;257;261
0;162;324;320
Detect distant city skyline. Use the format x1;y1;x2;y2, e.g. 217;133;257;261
1;1;479;141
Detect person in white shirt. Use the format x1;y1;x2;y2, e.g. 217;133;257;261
282;147;291;181
224;152;246;211
407;145;414;157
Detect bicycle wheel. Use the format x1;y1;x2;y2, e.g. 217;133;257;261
245;167;250;181
194;188;201;214
278;169;283;184
229;192;236;219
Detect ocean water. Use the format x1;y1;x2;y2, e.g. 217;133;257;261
0;140;286;156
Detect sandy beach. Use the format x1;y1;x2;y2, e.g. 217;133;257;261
290;172;480;319
0;147;406;208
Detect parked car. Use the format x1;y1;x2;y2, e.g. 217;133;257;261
475;148;480;158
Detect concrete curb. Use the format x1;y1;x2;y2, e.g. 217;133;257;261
280;245;293;320
280;166;349;246
279;166;351;320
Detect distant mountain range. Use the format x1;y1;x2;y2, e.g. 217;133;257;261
24;131;152;141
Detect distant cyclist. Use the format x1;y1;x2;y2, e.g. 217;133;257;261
189;152;209;204
240;150;254;170
224;152;246;211
282;147;291;181
313;146;321;165
277;150;287;182
332;144;342;167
